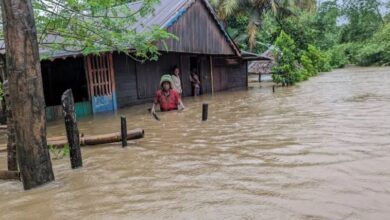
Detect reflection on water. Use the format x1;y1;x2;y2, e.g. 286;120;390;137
1;67;390;220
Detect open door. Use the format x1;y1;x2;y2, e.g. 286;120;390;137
86;53;117;113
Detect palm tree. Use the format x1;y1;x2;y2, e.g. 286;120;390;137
210;0;317;51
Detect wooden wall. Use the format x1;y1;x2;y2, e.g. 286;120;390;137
114;52;192;107
179;54;193;97
113;52;138;107
113;53;247;108
212;57;248;92
136;53;180;99
160;0;235;55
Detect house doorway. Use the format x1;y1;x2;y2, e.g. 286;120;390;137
190;56;201;95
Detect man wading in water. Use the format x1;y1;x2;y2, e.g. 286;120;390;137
151;75;185;115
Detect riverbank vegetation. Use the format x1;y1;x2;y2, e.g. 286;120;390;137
211;0;390;85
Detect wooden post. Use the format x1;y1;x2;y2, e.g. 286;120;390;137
62;89;83;169
272;85;275;93
209;57;214;95
121;116;127;147
1;0;55;190
202;103;208;121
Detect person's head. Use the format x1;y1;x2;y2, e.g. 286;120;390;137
160;74;173;91
162;81;171;91
173;66;180;76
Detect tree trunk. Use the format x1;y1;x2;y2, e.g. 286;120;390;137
0;56;7;117
3;81;17;171
0;56;16;172
0;0;54;190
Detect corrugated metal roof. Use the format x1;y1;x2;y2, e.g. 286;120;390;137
0;0;241;60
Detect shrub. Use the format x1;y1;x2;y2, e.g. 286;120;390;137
300;53;317;76
327;45;349;68
355;23;390;66
305;45;332;72
272;31;301;85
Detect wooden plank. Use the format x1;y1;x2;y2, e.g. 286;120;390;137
91;56;97;96
101;55;106;95
108;53;115;93
210;56;214;95
86;56;94;97
104;54;109;95
97;55;102;95
113;53;138;107
84;57;91;98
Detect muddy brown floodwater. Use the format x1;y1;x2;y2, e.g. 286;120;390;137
1;67;390;220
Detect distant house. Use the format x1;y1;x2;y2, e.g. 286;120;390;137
248;48;275;76
1;0;268;121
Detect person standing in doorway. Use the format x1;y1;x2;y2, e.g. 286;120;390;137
171;66;183;95
189;69;201;96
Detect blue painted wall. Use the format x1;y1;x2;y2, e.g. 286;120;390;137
91;92;118;113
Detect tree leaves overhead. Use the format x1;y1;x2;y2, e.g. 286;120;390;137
17;0;177;60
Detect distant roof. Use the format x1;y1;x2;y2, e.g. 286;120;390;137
0;0;241;60
247;48;275;74
241;51;272;61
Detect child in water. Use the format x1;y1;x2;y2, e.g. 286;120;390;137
189;70;201;96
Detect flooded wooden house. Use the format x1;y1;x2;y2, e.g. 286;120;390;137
2;0;268;121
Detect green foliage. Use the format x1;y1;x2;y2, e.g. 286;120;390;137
327;44;349;68
210;0;317;51
219;0;389;68
340;0;384;43
272;31;301;85
355;23;390;66
300;53;316;76
272;32;332;85
49;144;70;160
306;45;332;72
27;0;178;61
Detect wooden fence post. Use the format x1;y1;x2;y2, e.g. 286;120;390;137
62;89;83;169
202;103;208;121
121;116;127;147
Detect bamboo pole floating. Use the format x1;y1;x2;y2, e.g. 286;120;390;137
121;116;127;147
80;129;144;145
202;103;209;121
0;170;20;181
0;129;144;152
62;89;83;169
